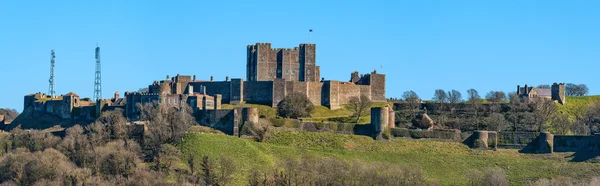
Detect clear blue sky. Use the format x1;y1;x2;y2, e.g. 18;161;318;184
1;0;599;111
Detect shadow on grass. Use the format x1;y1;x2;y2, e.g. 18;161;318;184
566;151;600;162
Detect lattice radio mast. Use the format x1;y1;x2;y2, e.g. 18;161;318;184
94;45;102;101
48;50;56;97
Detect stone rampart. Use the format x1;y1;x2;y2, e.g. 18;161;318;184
553;134;600;152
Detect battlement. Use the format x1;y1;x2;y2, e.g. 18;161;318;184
299;43;316;46
248;42;272;47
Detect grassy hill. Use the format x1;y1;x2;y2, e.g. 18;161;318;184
179;130;600;185
557;96;600;120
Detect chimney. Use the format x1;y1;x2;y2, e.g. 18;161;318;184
193;75;196;81
210;76;214;82
114;91;120;100
525;84;529;94
226;76;229;81
166;75;170;80
517;85;521;94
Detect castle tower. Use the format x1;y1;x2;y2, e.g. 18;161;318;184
551;83;566;105
299;43;317;82
247;43;319;82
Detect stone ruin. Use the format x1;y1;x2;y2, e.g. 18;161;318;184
411;113;434;130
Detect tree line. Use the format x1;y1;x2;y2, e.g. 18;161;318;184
392;84;599;135
393;83;589;105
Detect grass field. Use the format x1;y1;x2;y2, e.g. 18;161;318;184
179;130;600;185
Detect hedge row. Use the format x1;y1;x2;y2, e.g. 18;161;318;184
390;128;459;140
269;118;357;134
496;132;539;145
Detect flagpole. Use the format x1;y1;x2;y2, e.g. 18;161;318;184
308;29;313;44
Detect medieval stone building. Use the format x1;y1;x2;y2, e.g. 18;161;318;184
517;83;566;105
124;75;222;121
22;92;96;120
174;42;386;109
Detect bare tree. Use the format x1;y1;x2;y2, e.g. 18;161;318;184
402;90;420;103
154;144;181;173
485;113;508;132
446;90;462;115
566;83;589;96
402;90;421;117
508;92;521;104
217;155;236;185
345;95;372;123
96;108;128;140
467;89;481;104
137;102;195;162
241;120;271;142
201;156;217;186
486;91;506;104
531;98;557;132
447;90;462;104
433;89;448;104
551;114;572;135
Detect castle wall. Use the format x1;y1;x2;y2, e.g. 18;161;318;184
322;81;341;109
553;135;600;152
272;79;286;107
307;82;323;106
286;81;307;96
369;74;386;102
189;81;231;103
230;79;244;104
243;81;273;105
277;49;301;81
337;83;361;106
359;85;372;99
125;93;160;121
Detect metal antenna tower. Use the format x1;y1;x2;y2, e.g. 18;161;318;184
94;45;102;101
48;50;56;97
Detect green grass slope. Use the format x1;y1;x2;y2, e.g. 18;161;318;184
222;102;392;124
557;96;600;120
180;131;600;185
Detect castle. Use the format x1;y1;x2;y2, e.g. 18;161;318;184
178;42;386;110
517;83;566;105
13;42;385;128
